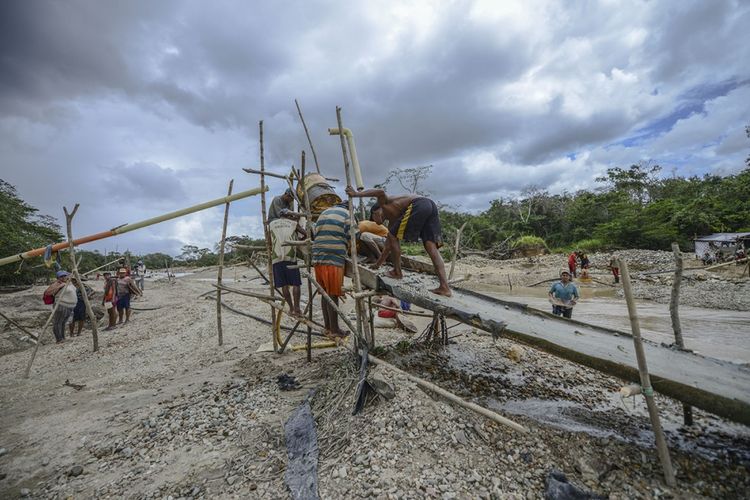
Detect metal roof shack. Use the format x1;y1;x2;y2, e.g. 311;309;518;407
693;232;750;258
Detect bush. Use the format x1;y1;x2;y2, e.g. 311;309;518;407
511;235;548;249
572;238;609;253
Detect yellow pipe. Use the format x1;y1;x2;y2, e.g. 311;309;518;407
328;127;364;190
291;341;338;351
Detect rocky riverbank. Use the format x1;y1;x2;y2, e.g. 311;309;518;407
1;264;748;498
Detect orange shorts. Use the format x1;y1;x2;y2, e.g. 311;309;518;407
315;265;344;297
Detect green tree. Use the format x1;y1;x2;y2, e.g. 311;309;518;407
0;180;63;285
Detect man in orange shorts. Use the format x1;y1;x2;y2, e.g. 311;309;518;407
312;202;352;338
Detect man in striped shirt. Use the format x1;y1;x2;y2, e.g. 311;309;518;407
312;203;352;337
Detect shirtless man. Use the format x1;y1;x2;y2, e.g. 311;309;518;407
346;186;451;297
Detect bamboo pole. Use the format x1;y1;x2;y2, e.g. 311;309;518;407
367;353;528;433
295;99;321;174
448;222;468;281
212;283;284;301
335;106;370;349
64;205;99;353
0;187;267;268
619;258;676;487
258;120;278;352
24;297;61;378
216;179;234;346
670;243;693;426
301;150;314;362
0;310;38;341
81;257;124;277
704;256;748;270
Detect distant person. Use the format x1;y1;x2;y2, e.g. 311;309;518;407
43;270;78;344
116;268;142;324
702;251;714;265
567;251;578;278
358;208;389;263
312;202;352;338
346;186;451;297
269;213;305;317
735;247;746;262
69;277;93;337
102;271;118;331
268;188;295;222
579;252;591;279
549;270;579;319
134;260;146;291
608;255;620;284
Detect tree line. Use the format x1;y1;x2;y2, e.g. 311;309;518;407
2;164;749;284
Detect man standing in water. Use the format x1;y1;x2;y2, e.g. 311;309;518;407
345;186;451;297
549;270;579;319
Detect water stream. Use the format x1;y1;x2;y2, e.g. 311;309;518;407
463;283;750;364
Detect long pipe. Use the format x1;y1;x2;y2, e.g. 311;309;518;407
0;186;268;268
328;127;364;190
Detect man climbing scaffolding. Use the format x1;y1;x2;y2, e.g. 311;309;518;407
345;186;451;297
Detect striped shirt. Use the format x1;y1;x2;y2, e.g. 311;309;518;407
312;204;352;267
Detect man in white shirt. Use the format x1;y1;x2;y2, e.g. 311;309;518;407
44;271;78;344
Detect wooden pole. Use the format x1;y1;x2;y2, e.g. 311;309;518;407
704;256;748;270
335;106;370;349
258;120;278;352
619;258;677;487
0;310;38;341
24;297;61;378
300;151;314;362
216;179;234;346
64;205;99;353
670;243;693;426
448;221;468;281
367;353;528;433
295;99;321;174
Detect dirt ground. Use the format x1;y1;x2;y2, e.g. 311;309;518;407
0;256;748;499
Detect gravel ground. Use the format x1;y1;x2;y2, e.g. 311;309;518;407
0;264;748;499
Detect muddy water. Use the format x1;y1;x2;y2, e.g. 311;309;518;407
465;283;750;364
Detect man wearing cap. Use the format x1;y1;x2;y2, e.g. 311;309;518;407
43;271;79;343
268;188;295;222
549;270;579;319
116;267;142;324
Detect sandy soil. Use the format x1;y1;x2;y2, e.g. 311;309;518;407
0;260;748;499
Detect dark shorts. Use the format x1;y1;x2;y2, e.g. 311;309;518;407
552;305;572;318
73;300;86;321
388;197;442;246
117;294;131;311
273;261;302;287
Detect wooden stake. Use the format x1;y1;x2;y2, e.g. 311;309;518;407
367;353;528;433
258;120;278;352
670;242;693;426
24;296;61;378
300;150;314;362
64;204;99;353
295;99;321;174
216;179;234;346
448;221;467;281
619;258;677;487
335;106;370;349
0;310;38;341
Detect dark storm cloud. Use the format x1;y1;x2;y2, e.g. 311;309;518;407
1;0;748;254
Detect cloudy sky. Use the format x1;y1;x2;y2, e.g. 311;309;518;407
1;0;748;256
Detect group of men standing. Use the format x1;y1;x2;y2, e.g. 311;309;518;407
43;262;143;344
266;184;452;339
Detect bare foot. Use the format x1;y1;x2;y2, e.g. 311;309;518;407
431;286;452;297
385;270;403;279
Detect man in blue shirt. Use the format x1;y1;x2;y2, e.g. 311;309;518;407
549;269;579;319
